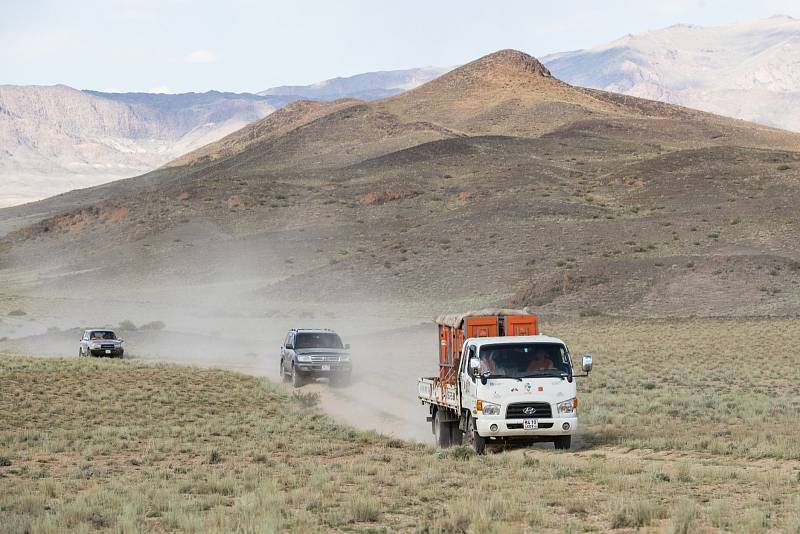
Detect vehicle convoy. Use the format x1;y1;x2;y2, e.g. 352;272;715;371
280;329;352;388
418;309;593;453
79;329;125;358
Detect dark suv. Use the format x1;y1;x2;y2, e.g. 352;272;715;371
280;329;351;388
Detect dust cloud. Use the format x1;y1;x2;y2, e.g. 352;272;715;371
0;237;439;444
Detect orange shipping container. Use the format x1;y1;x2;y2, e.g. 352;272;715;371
435;309;538;383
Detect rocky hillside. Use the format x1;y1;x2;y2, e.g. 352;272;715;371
543;15;800;131
2;49;799;322
0;85;276;207
0;68;448;208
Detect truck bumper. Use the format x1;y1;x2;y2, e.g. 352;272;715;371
475;416;578;438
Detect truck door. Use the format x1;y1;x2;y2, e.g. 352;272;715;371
460;344;478;411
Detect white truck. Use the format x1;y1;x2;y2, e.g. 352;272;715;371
418;310;592;453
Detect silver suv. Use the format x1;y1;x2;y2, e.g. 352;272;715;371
280;329;351;388
79;329;124;358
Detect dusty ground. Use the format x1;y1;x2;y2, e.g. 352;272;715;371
2;316;800;533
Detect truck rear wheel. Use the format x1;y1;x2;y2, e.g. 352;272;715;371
433;410;452;448
554;436;571;450
449;422;463;445
466;416;486;455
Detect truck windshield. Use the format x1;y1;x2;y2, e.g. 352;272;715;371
479;343;571;379
294;332;344;349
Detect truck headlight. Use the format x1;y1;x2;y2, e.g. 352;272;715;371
557;398;577;415
481;401;501;416
339;354;350;362
296;354;311;362
89;343;100;349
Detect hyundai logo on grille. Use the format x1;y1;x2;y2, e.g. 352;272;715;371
522;407;537;415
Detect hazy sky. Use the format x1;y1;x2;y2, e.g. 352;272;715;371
1;0;799;93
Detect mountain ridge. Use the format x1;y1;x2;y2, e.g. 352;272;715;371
542;15;800;130
0;68;449;208
2;48;800;320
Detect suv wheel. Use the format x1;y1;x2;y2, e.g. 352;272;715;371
331;373;351;388
291;364;303;388
78;348;84;357
281;359;290;383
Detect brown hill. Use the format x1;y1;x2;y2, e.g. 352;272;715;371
1;49;800;324
169;49;800;174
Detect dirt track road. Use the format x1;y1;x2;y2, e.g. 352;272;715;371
221;323;438;443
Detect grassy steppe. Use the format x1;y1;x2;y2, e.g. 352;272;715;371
2;318;800;532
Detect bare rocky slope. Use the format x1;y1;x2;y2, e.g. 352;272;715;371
0;85;276;207
1;49;799;326
0;68;447;208
543;15;800;132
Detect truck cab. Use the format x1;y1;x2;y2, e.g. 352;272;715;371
459;335;588;451
418;310;592;453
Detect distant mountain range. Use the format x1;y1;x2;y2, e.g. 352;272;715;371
0;86;275;207
258;67;448;101
3;15;800;207
0;68;447;207
543;15;800;131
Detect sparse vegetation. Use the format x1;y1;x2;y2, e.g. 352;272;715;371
118;320;137;331
291;390;320;408
7;310;26;317
138;321;165;331
2;319;799;531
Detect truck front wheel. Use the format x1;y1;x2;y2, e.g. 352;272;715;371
466;416;486;455
554;436;572;450
433;410;452;448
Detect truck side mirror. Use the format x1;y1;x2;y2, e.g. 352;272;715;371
468;357;480;377
286;343;293;350
582;354;593;373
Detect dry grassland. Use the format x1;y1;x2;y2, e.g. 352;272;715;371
1;318;800;532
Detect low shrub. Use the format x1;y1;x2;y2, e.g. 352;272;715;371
291;391;320;408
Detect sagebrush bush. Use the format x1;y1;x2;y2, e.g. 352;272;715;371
291;391;320;408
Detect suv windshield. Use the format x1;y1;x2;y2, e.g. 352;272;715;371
294;332;343;349
479;343;571;379
90;331;117;340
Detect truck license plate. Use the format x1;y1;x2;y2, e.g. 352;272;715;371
105;350;111;354
321;365;330;371
523;419;538;430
